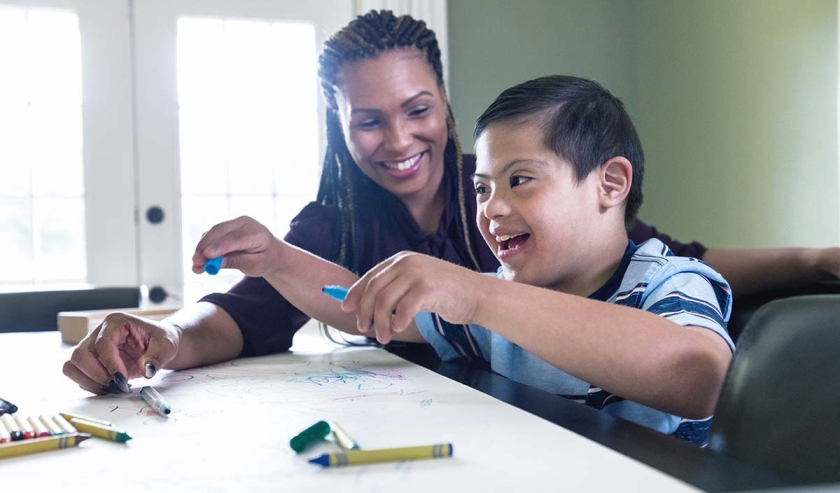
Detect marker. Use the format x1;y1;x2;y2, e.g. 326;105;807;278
140;386;171;416
0;433;91;459
0;397;18;415
322;285;348;302
290;420;331;453
1;415;23;441
13;415;34;440
59;412;115;428
52;414;78;435
308;443;453;467
28;416;50;438
204;256;223;275
39;415;64;436
69;418;132;443
330;421;360;450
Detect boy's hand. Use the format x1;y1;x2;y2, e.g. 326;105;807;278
191;216;286;278
342;252;483;344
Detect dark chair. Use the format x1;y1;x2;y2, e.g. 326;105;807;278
708;294;840;485
728;280;840;342
0;286;141;333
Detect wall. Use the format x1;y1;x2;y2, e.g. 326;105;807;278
448;0;838;248
636;0;837;248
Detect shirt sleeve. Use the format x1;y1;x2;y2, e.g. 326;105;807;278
199;201;339;357
629;220;708;259
414;311;490;362
642;259;735;352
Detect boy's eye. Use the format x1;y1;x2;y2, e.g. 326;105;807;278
473;184;488;195
510;175;531;187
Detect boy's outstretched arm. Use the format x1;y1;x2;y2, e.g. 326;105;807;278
702;247;840;296
344;251;731;419
468;278;732;420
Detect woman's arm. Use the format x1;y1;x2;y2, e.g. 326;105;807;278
701;247;840;297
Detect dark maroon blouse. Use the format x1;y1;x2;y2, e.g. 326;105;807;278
201;155;706;357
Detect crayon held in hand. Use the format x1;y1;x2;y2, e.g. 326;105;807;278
204;256;223;275
322;285;348;302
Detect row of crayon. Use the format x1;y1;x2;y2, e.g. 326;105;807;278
0;412;133;459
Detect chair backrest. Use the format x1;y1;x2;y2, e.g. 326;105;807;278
0;286;141;333
708;294;840;484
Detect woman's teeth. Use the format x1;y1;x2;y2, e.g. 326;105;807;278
383;153;422;171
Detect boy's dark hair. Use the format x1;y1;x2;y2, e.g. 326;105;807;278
474;75;644;224
316;10;479;273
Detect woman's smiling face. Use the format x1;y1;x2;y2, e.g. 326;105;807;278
335;48;449;202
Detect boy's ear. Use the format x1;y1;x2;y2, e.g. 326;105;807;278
597;156;632;210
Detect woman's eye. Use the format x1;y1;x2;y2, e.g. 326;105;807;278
473;184;488;195
408;106;429;118
510;176;531;187
356;119;380;130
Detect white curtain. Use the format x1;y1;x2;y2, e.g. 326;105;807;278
353;0;449;92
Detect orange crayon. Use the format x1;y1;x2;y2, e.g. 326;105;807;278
0;418;10;444
28;416;50;437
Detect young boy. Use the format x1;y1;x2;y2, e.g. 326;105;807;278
340;75;735;446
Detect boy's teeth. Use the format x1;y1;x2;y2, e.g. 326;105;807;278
495;233;521;242
383;153;422;171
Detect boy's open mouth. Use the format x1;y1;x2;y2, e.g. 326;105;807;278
496;233;530;254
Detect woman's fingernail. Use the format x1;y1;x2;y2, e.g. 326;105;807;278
145;363;156;378
112;372;130;393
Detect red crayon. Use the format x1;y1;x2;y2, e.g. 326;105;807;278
28;416;51;438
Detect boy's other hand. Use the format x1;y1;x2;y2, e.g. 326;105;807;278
343;252;483;344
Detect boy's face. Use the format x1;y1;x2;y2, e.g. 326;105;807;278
473;121;605;293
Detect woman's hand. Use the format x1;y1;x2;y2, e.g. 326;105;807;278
192;216;287;278
342;252;484;344
62;312;180;395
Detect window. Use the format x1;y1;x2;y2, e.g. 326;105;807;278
0;6;85;285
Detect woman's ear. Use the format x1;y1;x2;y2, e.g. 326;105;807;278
598;156;633;210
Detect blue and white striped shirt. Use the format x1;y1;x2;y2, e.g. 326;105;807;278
414;239;734;446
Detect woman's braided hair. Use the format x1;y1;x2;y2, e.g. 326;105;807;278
316;9;479;274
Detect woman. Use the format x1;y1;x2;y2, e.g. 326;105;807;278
63;10;839;394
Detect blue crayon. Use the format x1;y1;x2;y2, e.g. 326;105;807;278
322;285;348;302
204;256;223;275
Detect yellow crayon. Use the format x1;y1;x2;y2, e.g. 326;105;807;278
308;443;453;467
52;414;78;435
59;412;114;428
69;418;132;443
0;433;91;459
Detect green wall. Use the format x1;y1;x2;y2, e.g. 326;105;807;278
448;0;838;248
